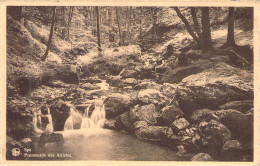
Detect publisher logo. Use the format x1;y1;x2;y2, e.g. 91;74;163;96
11;148;21;157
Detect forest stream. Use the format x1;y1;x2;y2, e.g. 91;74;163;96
6;6;254;161
27;79;181;161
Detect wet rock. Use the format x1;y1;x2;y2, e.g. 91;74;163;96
213;109;252;142
134;121;148;130
222;140;243;161
7;99;34;139
157;105;183;125
20;138;32;147
135;104;159;125
49;100;71;131
104;119;117;130
39;133;63;145
176;63;253;114
118;104;159;131
135;125;173;142
137;89;169;108
160;83;177;98
104;93;134;118
191;153;214;161
133;81;162;91
190;109;217;124
79;83;101;90
171;118;189;133
219;100;253;114
197;120;231;150
117;111;136;131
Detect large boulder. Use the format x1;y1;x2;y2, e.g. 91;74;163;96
7;99;34;139
135;125;173;142
118;104;159;132
160;65;204;84
104;119;117;130
196;120;231;151
176;63;253;114
104;93;135;118
160;83;178;98
49;100;71;131
171;118;190;133
213;109;252;142
190;109;217;124
191;153;214;161
219;100;253;114
222;140;243;161
157;105;184;125
137;89;169;108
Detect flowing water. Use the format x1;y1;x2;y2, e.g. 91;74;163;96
31;129;181;161
30;80;180;161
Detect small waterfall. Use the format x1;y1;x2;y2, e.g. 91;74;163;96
81;104;106;129
64;107;83;130
33;106;54;133
33;111;43;134
64;103;106;132
81;105;94;129
45;108;54;132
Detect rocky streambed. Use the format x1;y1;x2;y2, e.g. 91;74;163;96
6;44;254;161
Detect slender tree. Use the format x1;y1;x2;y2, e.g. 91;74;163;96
96;6;102;55
201;7;213;52
115;7;122;45
41;6;57;61
20;7;25;26
174;7;201;46
139;7;143;36
67;6;74;41
190;7;201;39
223;7;235;47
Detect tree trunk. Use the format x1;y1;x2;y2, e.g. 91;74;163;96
139;7;143;36
226;7;235;46
190;7;201;39
127;7;132;40
41;6;56;61
115;7;122;46
61;7;66;40
67;6;74;41
201;7;213;52
174;7;201;46
20;7;25;26
96;6;102;55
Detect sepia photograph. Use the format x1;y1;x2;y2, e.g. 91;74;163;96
4;3;256;163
